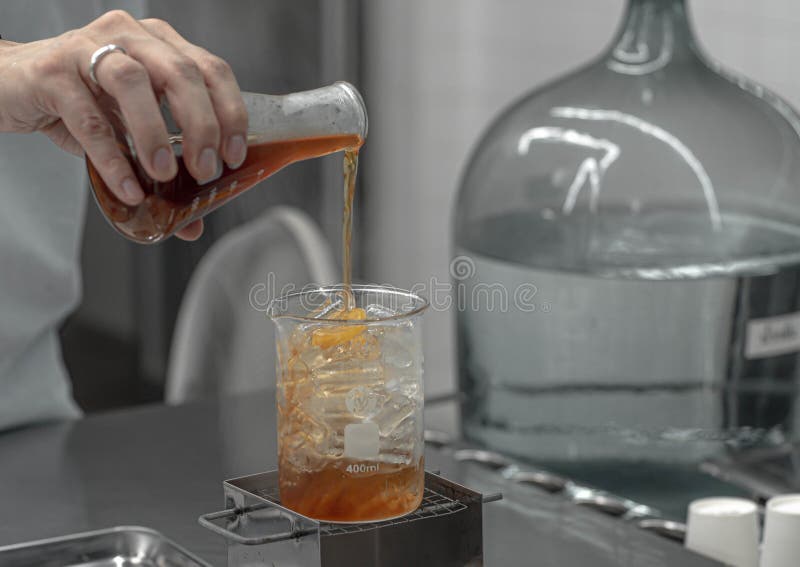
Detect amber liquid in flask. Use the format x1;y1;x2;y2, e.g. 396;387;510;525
88;134;362;243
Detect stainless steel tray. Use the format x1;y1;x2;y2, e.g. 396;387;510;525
0;526;211;567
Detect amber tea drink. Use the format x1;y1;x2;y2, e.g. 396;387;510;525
269;286;428;523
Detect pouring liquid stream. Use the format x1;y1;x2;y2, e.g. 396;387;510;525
341;148;358;307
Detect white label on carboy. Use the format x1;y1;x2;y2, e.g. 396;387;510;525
344;422;379;459
745;311;800;359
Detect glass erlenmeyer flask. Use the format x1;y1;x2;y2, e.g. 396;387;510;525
453;0;800;475
88;82;367;243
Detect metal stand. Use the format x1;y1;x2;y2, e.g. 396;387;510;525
200;470;499;567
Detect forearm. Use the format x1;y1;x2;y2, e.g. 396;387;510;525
0;39;22;133
0;33;37;134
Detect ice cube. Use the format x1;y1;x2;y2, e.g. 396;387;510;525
384;373;420;398
313;298;345;319
325;333;381;363
289;323;313;352
365;303;398;320
279;406;333;469
344;385;385;419
386;412;417;442
297;343;328;371
380;335;415;369
351;333;382;360
277;356;313;407
287;356;310;380
377;406;423;466
307;357;386;429
374;391;418;436
379;452;414;465
311;358;383;387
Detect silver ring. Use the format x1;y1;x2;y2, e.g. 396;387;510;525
89;44;128;86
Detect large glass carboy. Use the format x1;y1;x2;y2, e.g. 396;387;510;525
453;0;800;475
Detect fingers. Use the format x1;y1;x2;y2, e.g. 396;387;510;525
121;35;222;183
176;219;203;241
82;12;246;183
85;47;178;182
191;51;248;168
55;82;144;205
140;19;248;168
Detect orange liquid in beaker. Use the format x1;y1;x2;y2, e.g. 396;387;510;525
278;457;424;523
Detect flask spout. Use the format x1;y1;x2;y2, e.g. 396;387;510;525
334;81;369;140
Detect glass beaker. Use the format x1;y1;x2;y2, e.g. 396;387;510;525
88;81;367;243
268;285;427;523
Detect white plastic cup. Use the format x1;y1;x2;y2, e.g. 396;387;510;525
760;494;800;567
685;497;760;567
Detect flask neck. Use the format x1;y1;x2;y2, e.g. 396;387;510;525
244;82;368;144
607;0;698;74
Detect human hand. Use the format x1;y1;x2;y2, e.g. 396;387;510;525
0;10;249;241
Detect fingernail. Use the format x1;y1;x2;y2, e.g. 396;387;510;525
225;135;246;169
197;147;222;184
120;177;144;205
152;146;176;178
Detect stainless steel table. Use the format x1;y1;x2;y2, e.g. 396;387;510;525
0;391;721;566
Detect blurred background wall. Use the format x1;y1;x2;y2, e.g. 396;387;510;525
363;0;800;398
56;0;800;409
